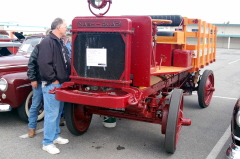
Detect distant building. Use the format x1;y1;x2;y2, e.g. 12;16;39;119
0;22;48;37
213;23;240;49
169;23;240;49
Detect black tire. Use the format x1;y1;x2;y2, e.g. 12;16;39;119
18;91;44;122
165;88;183;154
65;103;92;136
198;70;214;108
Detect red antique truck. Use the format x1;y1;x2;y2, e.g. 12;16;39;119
54;0;217;154
0;34;45;122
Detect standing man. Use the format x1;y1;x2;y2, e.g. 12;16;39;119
38;18;71;155
27;44;43;138
27;29;51;138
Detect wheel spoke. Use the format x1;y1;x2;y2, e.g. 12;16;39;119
65;103;92;135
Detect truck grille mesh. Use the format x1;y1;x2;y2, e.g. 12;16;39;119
74;32;125;80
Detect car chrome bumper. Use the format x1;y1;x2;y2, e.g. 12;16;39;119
0;103;12;112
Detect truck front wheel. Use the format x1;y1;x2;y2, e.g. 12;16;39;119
65;103;92;135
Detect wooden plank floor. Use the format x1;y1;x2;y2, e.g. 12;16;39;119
151;66;193;75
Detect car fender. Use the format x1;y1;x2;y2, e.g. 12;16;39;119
1;72;32;108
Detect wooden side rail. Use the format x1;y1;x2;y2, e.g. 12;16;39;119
183;18;217;71
156;31;185;44
153;16;217;72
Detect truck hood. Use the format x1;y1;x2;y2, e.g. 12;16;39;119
0;55;29;69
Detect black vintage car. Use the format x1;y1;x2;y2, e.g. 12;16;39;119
226;98;240;159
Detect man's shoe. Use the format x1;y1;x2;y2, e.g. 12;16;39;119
53;137;69;145
28;129;36;138
42;144;60;155
60;118;65;126
102;116;116;128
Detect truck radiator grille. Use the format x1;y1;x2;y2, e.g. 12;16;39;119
74;32;125;80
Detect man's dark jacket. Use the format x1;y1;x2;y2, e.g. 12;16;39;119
38;32;71;85
27;45;41;83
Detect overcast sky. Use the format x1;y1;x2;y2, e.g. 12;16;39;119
1;0;240;27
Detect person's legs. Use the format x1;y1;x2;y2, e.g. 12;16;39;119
60;105;65;126
42;84;62;146
28;83;43;137
102;116;116;128
55;101;64;135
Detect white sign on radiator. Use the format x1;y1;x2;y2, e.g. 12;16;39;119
86;48;107;67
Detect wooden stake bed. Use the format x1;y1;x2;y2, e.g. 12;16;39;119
151;66;193;75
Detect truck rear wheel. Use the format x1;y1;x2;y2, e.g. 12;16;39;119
65;103;92;135
198;70;215;108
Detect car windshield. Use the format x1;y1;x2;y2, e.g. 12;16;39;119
17;37;42;54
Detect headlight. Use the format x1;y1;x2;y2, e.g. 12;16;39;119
236;111;240;127
0;78;8;92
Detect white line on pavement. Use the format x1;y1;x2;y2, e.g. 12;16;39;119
206;125;231;159
192;93;238;100
19;128;44;139
228;59;240;64
210;95;237;100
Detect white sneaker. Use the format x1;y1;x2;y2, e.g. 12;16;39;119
42;144;60;155
53;137;69;145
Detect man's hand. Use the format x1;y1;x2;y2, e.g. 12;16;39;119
31;81;38;89
52;80;59;84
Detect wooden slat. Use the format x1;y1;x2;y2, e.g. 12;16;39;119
151;66;193;75
153;17;217;73
156;32;185;44
186;32;198;37
186;45;197;50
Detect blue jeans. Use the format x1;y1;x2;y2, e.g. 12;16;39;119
42;84;64;146
28;83;43;129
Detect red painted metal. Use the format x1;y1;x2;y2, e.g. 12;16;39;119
121;16;153;87
88;0;112;16
7;47;18;54
1;72;31;108
72;104;92;131
56;72;190;109
56;87;131;109
162;104;169;134
173;49;192;67
156;44;175;66
71;17;133;88
204;73;215;105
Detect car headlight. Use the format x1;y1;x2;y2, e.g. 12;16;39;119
236;111;240;127
0;78;8;92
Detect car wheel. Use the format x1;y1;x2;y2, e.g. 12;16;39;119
17;91;44;123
